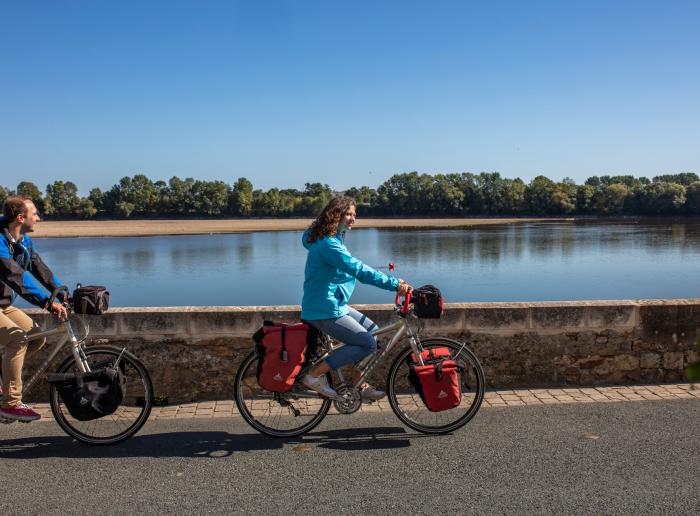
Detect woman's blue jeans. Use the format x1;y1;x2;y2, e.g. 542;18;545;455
307;307;379;371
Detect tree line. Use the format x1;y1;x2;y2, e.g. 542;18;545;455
2;172;700;219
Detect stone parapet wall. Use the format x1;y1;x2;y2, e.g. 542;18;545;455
23;300;700;403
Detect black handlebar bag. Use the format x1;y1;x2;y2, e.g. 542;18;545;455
47;366;126;421
72;285;110;315
412;285;444;318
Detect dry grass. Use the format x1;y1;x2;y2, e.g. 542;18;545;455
32;217;569;238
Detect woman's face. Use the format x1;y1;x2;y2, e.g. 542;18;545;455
340;204;357;230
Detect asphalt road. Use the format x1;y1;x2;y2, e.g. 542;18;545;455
2;400;699;515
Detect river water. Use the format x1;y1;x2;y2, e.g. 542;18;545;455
17;220;700;307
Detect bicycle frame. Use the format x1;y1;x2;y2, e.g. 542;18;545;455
5;319;91;396
314;307;426;389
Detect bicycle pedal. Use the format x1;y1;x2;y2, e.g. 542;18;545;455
0;417;17;425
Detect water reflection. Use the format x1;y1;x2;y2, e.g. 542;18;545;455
120;249;155;272
17;220;700;307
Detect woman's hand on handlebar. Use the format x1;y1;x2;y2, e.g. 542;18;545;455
397;280;412;297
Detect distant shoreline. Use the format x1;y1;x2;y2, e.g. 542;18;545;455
31;217;570;238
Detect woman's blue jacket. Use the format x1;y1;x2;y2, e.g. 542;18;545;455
301;229;399;321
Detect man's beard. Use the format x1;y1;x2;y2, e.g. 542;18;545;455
21;222;34;234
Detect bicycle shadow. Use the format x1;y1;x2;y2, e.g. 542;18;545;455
0;425;436;460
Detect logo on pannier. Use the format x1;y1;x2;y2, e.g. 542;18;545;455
438;390;448;398
273;373;283;382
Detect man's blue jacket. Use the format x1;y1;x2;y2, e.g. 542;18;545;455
301;229;399;321
0;216;61;308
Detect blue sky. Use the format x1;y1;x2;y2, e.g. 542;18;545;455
1;0;698;194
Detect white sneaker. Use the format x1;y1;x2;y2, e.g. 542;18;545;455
302;374;339;399
360;384;386;401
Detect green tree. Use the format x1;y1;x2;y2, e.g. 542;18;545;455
74;198;97;219
165;176;195;215
88;188;106;215
115;201;135;218
576;184;595;213
0;185;11;207
585;176;602;188
44;180;80;217
593;183;629;214
456;173;484;214
653;172;699;186
191;180;230;215
685;181;700;215
16;181;44;211
108;174;161;216
230;177;254;216
344;186;377;214
378;172;434;215
550;178;578;214
430;174;464;215
301;182;333;216
639;182;687;215
525;176;556;214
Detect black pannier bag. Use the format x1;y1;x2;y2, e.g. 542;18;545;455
411;284;444;318
47;366;126;421
72;285;110;315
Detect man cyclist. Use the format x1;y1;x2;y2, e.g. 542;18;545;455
0;196;67;422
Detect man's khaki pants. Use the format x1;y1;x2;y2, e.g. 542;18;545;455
0;306;39;408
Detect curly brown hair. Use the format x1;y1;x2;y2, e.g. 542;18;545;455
307;196;356;243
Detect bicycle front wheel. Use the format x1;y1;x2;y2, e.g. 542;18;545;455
387;337;485;434
234;350;331;437
49;345;153;445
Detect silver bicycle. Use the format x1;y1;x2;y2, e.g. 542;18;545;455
0;287;153;445
235;293;485;437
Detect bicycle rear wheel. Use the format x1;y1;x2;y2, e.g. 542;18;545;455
49;345;153;445
387;337;485;434
234;350;331;437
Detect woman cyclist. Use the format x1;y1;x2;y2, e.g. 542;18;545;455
301;196;412;400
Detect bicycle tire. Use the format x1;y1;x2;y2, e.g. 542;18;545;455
387;337;485;434
234;350;332;438
49;345;153;445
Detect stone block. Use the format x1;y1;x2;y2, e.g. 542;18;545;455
188;310;262;337
576;356;605;370
79;313;118;336
638;304;677;339
463;307;528;331
663;352;684;370
593;360;613;376
639;353;661;369
118;310;189;337
586;305;636;329
530;306;586;330
613;354;640;371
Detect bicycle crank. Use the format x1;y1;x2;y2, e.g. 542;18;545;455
333;385;362;414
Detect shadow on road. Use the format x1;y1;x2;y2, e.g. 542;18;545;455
0;425;438;459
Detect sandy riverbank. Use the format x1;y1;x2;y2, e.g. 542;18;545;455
32;217;570;238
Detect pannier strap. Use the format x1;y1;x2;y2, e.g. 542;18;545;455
280;326;288;362
434;360;444;381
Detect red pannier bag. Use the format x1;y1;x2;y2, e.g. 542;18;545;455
253;321;309;392
408;348;461;412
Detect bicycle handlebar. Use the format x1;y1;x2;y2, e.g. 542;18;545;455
395;290;412;316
